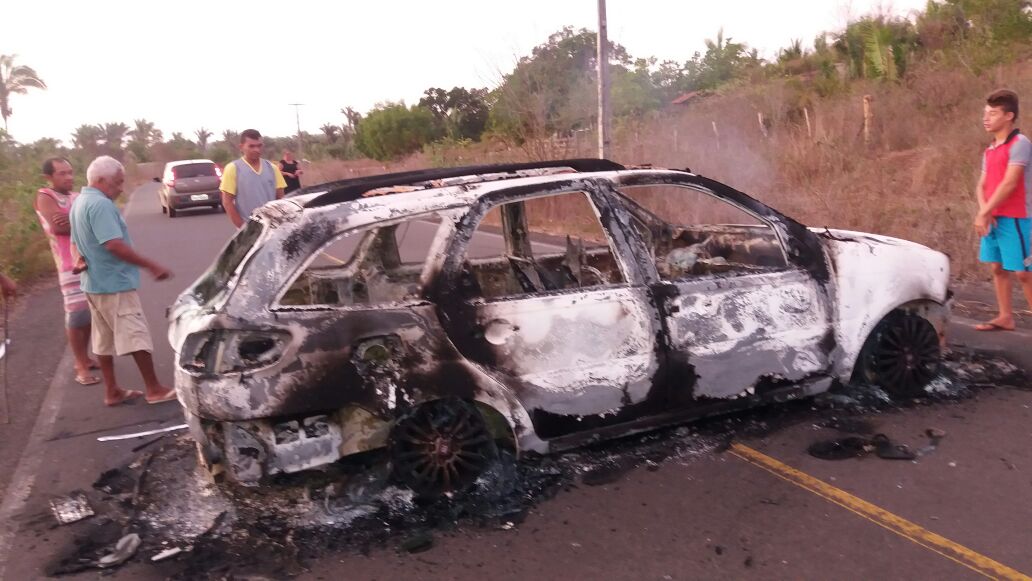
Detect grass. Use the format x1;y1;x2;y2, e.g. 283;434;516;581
306;60;1032;281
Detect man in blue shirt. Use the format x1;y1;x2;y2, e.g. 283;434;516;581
70;156;176;406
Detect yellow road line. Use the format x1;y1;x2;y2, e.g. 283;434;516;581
730;443;1032;581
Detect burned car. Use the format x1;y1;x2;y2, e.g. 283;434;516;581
168;159;950;495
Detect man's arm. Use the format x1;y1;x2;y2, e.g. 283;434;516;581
273;164;287;199
34;192;71;234
103;239;171;280
980;165;1024;214
222;190;243;228
975;172;987;212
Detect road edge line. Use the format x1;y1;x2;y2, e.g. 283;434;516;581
0;349;74;581
730;443;1032;581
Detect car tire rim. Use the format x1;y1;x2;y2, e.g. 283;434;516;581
390;400;495;496
868;314;940;394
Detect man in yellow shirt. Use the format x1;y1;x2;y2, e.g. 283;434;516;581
220;129;287;228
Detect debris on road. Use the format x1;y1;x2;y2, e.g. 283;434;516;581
96;423;187;442
809;429;946;462
150;546;183;562
50;491;94;525
97;533;141;568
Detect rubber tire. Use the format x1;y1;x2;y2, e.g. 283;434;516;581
855;312;941;398
168;206;178;218
161;204;167;214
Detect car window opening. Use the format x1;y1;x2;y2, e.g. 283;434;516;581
280;218;439;307
463;192;627;300
618;184;788;280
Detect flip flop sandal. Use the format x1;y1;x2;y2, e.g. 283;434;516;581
974;322;1015;332
75;374;101;386
147;391;178;405
872;434;917;460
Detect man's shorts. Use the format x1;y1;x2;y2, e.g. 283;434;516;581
979;217;1032;272
85;290;154;356
65;309;91;330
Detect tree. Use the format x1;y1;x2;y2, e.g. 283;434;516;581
355;102;441;161
71;124;103;154
320;123;340;143
221;129;239;147
195;127;213;152
419;87;490;140
681;29;763;90
100;122;129;159
0;54;46;131
490;27;632;150
129;118;162;146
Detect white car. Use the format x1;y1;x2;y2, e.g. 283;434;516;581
168;159;951;495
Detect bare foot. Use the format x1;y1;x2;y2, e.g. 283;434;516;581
106;389;144;406
146;387;177;405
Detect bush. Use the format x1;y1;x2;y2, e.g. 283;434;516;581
355;103;441;161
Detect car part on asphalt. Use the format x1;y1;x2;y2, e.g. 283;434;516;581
50;491;95;524
96;423;188;442
97;533;141;568
807;436;874;460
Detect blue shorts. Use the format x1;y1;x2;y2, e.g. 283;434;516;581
979;217;1032;272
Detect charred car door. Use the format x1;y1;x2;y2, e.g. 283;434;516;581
613;177;835;402
436;183;663;439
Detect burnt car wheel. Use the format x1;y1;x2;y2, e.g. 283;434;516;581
858;312;941;397
389;399;497;497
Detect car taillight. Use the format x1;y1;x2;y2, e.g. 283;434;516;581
164;169;175;188
180;330;290;374
214;165;223;178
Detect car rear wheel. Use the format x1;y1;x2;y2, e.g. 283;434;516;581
389;399;497;497
168;206;178;218
857;312;941;397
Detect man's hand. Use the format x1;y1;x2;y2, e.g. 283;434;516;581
974;210;996;238
147;264;172;281
0;273;17;299
72;256;88;275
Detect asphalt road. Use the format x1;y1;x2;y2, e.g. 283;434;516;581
1;182;1031;580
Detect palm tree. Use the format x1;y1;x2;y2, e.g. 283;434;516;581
195;127;213;152
341;106;362;131
221;129;239;147
0;54;46;131
71;124;103;154
129;118;162;146
101;122;129;158
320;123;339;143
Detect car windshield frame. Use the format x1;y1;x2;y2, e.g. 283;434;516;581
191;218;265;307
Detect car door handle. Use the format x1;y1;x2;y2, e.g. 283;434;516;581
483;319;518;345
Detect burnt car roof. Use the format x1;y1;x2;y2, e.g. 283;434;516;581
293;158;627;209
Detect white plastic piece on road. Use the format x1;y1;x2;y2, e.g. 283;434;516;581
97;423;188;442
97;533;141;568
150;547;183;562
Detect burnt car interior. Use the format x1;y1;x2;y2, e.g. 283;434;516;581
463;191;627;300
616;185;788;279
280;219;437;307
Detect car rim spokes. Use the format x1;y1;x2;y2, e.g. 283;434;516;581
391;401;493;496
870;315;940;393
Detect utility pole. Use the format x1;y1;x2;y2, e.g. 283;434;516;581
289;103;305;159
596;0;611;160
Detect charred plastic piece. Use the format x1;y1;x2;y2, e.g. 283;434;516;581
389;399;497;497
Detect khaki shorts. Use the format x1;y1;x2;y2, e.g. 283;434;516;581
86;291;154;356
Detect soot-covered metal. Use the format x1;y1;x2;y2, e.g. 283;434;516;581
167;161;951;493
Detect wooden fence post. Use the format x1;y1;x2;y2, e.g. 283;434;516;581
863;95;873;145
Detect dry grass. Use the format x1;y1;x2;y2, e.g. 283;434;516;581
308;61;1032;280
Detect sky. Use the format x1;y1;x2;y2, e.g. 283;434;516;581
2;0;928;145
